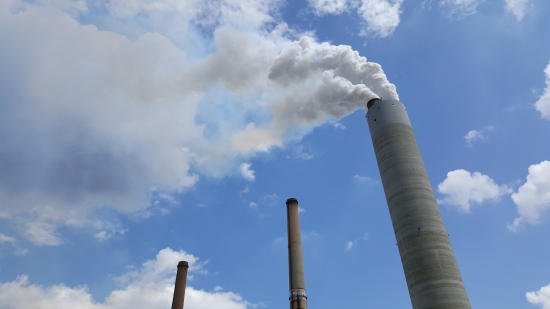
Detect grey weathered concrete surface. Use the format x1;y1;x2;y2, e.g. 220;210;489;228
286;198;308;309
172;261;189;309
366;99;471;309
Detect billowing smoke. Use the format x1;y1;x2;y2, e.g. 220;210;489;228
268;36;398;127
0;1;397;244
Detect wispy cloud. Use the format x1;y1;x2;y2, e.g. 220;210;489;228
353;175;379;185
302;231;320;241
307;0;349;15
439;0;484;18
294;144;316;161
505;0;530;21
262;193;279;207
0;233;16;243
94;229;129;242
464;126;494;147
239;163;256;181
327;119;346;130
345;233;370;251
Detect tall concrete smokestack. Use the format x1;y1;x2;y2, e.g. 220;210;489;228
366;98;471;309
171;261;189;309
286;198;308;309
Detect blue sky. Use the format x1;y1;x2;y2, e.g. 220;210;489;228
0;0;549;308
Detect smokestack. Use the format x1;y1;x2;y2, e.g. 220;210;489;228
366;98;471;309
171;261;189;309
286;198;308;309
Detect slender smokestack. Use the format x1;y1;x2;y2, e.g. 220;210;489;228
286;198;308;309
171;261;189;309
366;98;471;309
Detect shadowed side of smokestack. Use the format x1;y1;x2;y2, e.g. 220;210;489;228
286;198;308;309
171;261;189;309
366;99;471;309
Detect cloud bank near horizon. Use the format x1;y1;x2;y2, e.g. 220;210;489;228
0;247;253;309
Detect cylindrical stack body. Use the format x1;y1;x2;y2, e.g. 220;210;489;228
366;99;471;309
171;261;189;309
286;198;308;309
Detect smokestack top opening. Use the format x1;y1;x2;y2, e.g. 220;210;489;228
286;198;298;206
177;261;189;268
367;98;381;110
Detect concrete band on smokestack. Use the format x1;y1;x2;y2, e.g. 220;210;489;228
171;261;189;309
286;198;308;309
366;99;471;309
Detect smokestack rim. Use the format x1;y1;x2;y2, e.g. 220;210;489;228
367;98;381;110
286;198;299;206
177;261;189;268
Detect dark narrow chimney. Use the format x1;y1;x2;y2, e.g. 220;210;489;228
286;198;308;309
366;98;471;308
171;261;189;309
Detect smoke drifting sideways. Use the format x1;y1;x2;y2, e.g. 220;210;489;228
0;3;397;244
268;36;398;128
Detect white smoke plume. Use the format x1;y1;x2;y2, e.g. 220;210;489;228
0;1;397;244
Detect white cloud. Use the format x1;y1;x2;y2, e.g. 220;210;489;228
248;202;258;209
505;0;529;21
307;0;349;15
94;229;128;242
0;248;251;309
535;62;550;120
464;125;494;147
298;207;306;213
527;283;550;309
438;169;512;212
345;241;354;251
439;0;484;18
0;234;16;243
464;130;483;146
306;0;403;37
509;161;550;231
239;163;256;181
358;0;404;37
